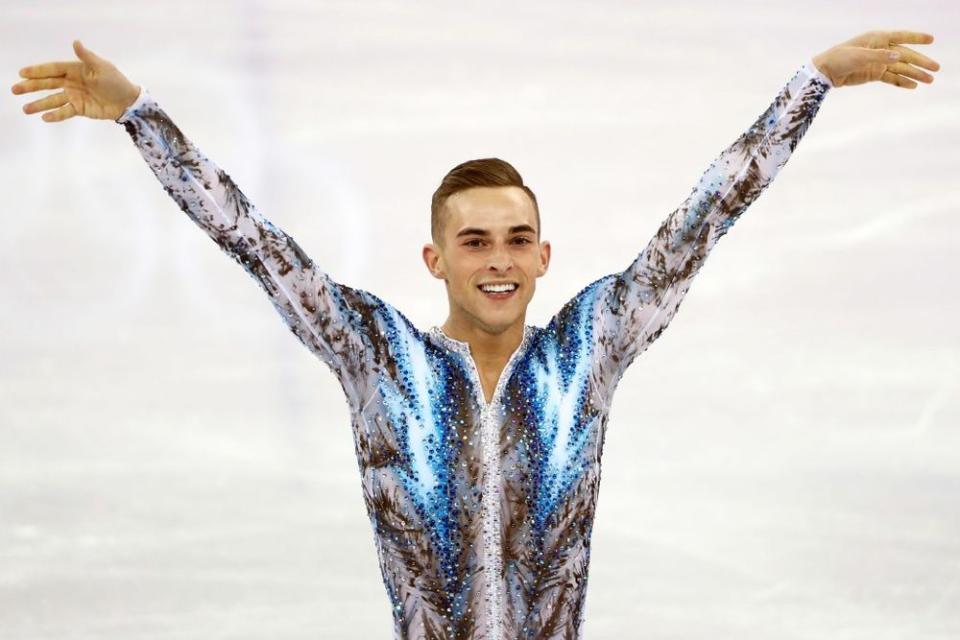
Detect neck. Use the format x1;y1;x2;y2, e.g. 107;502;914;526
440;315;526;364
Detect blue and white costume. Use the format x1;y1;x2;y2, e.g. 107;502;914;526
117;59;832;639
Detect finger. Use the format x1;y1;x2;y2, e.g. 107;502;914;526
890;44;941;72
42;102;77;123
11;77;67;95
73;39;106;66
22;91;70;115
880;69;917;89
888;61;935;84
886;31;935;45
19;62;72;79
855;46;900;64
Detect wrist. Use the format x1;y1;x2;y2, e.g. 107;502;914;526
114;84;143;123
811;52;836;87
120;84;141;112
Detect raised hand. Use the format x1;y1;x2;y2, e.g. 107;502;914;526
11;39;140;122
812;30;940;89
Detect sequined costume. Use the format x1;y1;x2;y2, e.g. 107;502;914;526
116;59;832;639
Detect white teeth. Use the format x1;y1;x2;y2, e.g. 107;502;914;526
480;283;517;293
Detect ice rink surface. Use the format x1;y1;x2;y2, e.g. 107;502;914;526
1;1;958;638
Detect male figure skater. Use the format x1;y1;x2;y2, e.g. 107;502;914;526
13;30;939;639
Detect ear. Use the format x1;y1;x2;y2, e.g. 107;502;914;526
422;243;447;280
536;239;551;277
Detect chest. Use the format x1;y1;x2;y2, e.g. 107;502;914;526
476;365;505;405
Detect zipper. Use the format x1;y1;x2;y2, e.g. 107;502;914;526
430;325;532;639
479;401;502;639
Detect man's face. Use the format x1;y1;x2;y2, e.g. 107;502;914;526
423;186;550;335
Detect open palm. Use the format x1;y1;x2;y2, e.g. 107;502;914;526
820;30;939;88
11;40;140;122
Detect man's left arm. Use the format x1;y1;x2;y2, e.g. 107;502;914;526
588;58;830;386
592;31;938;386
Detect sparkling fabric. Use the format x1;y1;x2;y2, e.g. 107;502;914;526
116;59;831;639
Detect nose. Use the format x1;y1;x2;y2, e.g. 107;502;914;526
486;243;514;272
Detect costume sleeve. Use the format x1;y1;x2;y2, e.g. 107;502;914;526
546;60;833;394
116;87;381;396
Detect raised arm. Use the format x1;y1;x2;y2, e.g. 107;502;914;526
12;40;395;395
583;31;939;389
114;86;379;387
589;58;832;383
547;31;939;395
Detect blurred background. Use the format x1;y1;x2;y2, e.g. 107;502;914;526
1;1;958;638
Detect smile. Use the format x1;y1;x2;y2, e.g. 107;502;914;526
477;282;518;300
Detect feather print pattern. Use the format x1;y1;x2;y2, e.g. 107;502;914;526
117;59;831;638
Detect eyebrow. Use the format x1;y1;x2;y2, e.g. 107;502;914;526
456;224;537;238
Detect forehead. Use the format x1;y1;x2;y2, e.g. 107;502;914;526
444;186;537;233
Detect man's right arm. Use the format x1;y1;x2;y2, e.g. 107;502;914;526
116;87;375;389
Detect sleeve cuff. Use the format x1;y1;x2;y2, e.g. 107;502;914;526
115;85;150;123
801;58;834;88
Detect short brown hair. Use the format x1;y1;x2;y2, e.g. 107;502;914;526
431;158;540;247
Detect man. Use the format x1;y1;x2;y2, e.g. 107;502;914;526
13;30;939;639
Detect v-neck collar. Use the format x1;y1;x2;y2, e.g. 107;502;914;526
429;324;535;408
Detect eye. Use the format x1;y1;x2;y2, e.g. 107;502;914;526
464;239;483;247
513;237;532;244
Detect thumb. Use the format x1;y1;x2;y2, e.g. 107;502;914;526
73;39;106;66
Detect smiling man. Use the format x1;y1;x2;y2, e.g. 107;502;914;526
13;30;940;640
423;175;551;404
